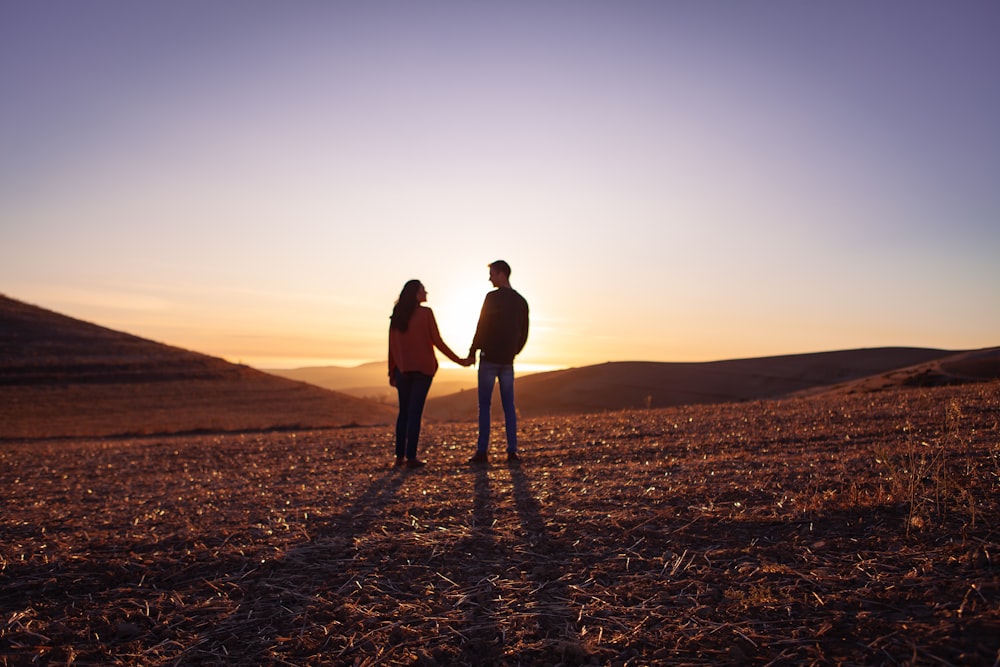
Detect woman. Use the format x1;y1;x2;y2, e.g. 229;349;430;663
388;280;469;468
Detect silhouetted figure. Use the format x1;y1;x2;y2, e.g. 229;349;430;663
389;280;471;468
465;260;529;464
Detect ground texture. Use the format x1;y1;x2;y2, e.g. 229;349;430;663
2;383;999;665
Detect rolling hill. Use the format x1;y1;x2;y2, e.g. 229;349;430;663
4;293;996;438
422;347;996;420
0;294;395;439
266;361;479;402
793;345;1000;397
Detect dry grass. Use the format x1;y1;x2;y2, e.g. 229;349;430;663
2;383;999;666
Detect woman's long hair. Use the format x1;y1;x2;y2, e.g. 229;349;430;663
390;280;422;332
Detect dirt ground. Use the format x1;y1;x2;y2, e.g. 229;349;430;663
2;382;999;665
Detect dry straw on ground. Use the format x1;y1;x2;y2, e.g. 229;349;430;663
2;383;999;665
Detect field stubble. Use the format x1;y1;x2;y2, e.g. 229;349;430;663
2;383;999;666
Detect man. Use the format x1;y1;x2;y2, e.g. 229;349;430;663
466;260;529;463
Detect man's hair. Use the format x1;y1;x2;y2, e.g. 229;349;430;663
489;260;512;278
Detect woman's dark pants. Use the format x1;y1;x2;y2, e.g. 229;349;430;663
395;370;433;460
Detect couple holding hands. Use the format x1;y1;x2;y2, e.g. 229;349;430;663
388;260;529;469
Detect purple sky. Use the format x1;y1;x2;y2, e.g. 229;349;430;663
2;2;998;368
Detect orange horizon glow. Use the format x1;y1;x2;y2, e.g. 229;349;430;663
7;283;993;374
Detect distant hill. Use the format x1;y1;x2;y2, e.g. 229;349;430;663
793;346;1000;398
0;294;395;439
423;347;986;421
266;361;479;402
5;293;995;438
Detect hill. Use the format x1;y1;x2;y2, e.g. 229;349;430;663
0;294;395;439
266;361;479;402
5;292;996;438
795;346;1000;397
424;347;969;420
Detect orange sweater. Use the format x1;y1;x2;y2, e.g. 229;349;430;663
388;306;446;377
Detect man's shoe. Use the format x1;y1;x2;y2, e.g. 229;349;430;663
394;457;405;467
468;452;489;464
405;459;426;469
507;452;520;463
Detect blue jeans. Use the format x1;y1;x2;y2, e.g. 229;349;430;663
395;370;433;460
477;360;517;454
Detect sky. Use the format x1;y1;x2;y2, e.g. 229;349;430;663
3;1;999;371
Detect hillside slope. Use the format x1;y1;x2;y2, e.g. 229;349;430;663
795;346;1000;397
0;295;395;439
425;347;961;420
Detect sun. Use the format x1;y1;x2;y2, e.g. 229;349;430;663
427;283;488;356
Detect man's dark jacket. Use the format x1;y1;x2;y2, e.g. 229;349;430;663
471;287;529;365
